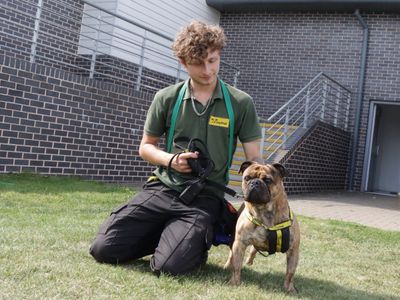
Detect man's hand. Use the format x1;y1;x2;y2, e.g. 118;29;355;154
139;133;199;173
170;151;198;173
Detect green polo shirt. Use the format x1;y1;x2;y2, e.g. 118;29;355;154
144;79;261;199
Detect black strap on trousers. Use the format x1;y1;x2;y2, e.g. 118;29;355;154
89;181;221;275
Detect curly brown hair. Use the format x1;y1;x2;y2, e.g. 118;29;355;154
172;21;226;63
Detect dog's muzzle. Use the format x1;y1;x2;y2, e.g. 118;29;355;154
245;179;270;204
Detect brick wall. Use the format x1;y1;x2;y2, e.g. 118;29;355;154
74;54;178;94
0;0;240;185
353;15;400;189
0;0;36;62
282;121;351;194
219;12;400;190
0;55;155;183
0;0;84;72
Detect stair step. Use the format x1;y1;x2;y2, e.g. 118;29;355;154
228;180;242;187
260;123;298;130
229;122;300;181
266;137;284;143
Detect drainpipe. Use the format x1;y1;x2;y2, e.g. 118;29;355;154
349;9;369;191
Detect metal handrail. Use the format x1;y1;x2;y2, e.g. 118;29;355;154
0;0;241;93
81;0;240;81
261;73;352;161
82;0;174;42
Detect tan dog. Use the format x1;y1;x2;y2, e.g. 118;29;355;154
224;161;300;293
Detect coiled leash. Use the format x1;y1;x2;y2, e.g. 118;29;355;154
166;137;215;204
166;136;239;204
166;78;235;184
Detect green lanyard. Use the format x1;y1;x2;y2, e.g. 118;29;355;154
166;79;234;183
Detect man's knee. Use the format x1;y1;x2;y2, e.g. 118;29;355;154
89;235;117;264
149;216;213;275
150;249;208;275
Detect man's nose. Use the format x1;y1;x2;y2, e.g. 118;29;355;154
203;63;212;73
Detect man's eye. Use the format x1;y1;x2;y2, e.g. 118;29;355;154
244;175;251;181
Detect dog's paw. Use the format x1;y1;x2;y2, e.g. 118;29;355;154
228;277;241;286
284;283;298;295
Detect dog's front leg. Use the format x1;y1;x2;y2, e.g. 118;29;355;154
284;246;299;294
224;249;233;270
245;245;257;265
229;240;247;285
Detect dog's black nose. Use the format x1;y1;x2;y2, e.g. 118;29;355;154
249;180;261;189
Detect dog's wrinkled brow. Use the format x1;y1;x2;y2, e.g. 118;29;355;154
251;165;277;178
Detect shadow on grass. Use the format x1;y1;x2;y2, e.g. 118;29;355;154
118;260;395;300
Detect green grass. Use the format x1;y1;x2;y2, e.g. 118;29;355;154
1;173;399;299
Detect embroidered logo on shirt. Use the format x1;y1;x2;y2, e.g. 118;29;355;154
209;116;230;128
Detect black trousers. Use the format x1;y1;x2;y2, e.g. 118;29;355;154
89;181;221;275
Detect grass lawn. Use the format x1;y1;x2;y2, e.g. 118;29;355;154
1;173;399;299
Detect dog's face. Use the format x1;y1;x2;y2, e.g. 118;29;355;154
239;161;288;205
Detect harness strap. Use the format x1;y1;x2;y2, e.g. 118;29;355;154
220;82;234;183
167;80;188;153
245;208;294;254
245;209;294;231
166;79;234;183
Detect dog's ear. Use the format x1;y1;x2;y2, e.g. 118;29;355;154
238;161;255;174
273;163;289;178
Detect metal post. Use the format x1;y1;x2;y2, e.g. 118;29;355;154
283;107;290;148
175;62;182;84
260;127;266;158
304;87;310;128
233;70;240;88
136;31;147;91
30;0;43;63
334;90;340;127
321;79;327;120
89;15;102;79
345;93;351;131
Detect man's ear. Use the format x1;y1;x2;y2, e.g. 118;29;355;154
272;163;289;178
239;161;255;174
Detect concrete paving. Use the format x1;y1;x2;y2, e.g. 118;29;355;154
228;190;400;231
288;191;400;231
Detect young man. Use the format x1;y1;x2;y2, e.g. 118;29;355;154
90;21;262;275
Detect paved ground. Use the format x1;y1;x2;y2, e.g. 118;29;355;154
228;190;400;231
288;191;400;231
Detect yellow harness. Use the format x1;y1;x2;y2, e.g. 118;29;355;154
245;208;294;254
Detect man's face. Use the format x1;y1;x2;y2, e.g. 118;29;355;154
181;48;221;87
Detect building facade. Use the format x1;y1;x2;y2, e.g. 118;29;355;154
208;0;400;195
1;0;399;194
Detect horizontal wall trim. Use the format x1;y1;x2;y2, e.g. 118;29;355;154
206;0;400;13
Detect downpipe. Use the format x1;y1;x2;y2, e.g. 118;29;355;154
349;9;369;191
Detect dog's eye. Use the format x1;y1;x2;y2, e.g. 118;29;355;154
263;177;272;184
244;175;251;181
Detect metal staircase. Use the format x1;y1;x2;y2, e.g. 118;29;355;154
228;122;298;187
228;73;352;188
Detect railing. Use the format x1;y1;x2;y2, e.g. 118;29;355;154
0;0;240;92
262;72;352;161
